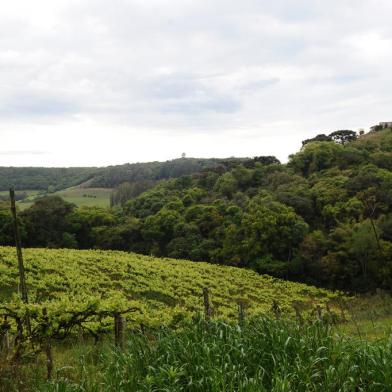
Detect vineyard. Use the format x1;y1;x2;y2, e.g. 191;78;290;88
0;246;343;331
1;248;392;391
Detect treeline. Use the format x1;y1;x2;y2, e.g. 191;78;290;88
1;129;392;292
91;158;247;188
109;156;279;206
0;167;98;191
0;158;245;192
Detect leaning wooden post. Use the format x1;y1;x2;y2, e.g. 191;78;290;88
238;301;245;325
9;188;31;335
203;287;211;322
316;305;322;321
114;313;124;349
271;300;281;319
293;303;304;325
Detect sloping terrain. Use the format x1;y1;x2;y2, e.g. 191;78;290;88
0;246;340;327
0;157;247;191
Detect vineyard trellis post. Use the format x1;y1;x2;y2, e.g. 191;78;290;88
114;314;125;349
9;188;31;335
272;300;281;319
316;305;322;321
238;301;245;324
203;287;211;322
292;303;304;325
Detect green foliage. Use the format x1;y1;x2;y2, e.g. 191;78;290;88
329;129;358;144
0;167;97;191
83;158;248;188
21;197;77;248
289;141;345;176
34;319;392;391
0;246;341;331
237;196;308;268
111;181;154;206
0;158;251;192
3;129;392;292
302;133;332;146
213;172;238;197
0;202;14;245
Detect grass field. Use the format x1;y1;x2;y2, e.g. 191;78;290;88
0;189;41;199
2;316;392;391
335;295;392;340
53;187;112;208
0;187;113;209
0;190;44;210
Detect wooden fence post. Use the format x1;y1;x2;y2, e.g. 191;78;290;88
271;300;281;319
114;314;124;349
203;287;211;322
293;303;304;325
238;301;245;325
9;188;31;335
316;305;322;321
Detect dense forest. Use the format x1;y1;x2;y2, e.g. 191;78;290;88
0;167;98;191
1;128;392;292
0;157;245;191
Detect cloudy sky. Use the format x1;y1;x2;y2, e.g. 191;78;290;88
1;0;392;167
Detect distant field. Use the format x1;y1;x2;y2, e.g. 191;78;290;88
54;187;112;207
0;190;43;210
0;189;41;199
0;187;113;209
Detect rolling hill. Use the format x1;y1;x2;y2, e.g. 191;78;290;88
0;246;341;328
0;157;249;192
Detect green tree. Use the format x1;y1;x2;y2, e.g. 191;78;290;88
329;130;357;145
239;196;308;272
142;209;184;255
289;142;343;176
0;202;16;245
22;196;76;248
213;172;238;198
70;206;117;248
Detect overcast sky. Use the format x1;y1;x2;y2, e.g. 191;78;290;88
1;0;392;167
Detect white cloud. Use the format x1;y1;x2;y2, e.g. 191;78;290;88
1;0;392;166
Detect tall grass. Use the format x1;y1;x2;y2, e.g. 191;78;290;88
36;317;392;392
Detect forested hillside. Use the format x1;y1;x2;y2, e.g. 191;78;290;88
0;167;98;191
88;158;247;188
1;129;392;292
0;157;245;192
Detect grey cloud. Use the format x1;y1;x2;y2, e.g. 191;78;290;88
1;0;392;159
0;150;47;156
240;78;280;93
161;94;241;115
0;93;79;118
138;73;242;114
